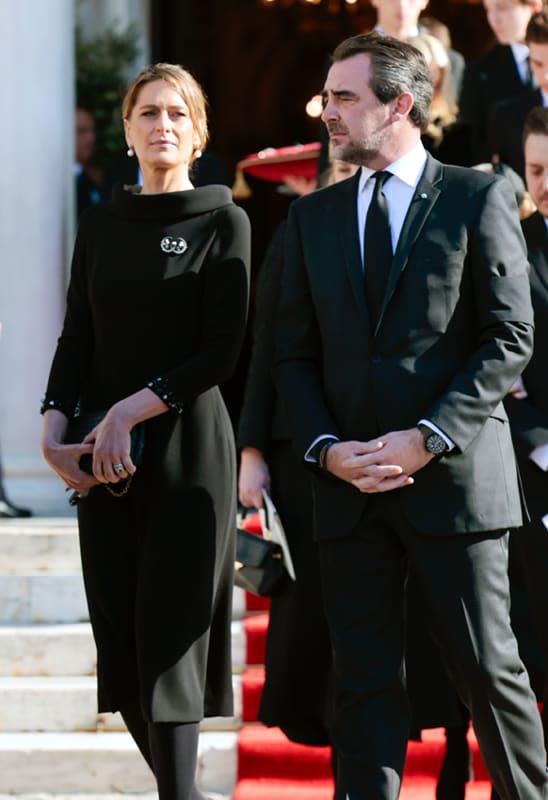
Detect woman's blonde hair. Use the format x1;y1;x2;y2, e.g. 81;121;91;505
122;63;209;160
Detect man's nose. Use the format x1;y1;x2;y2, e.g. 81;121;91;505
321;100;337;124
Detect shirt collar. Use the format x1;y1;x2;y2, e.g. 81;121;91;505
510;42;529;66
541;89;548;107
358;140;427;194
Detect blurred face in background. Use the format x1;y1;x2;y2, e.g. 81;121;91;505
483;0;540;44
371;0;429;38
525;131;548;216
528;41;548;92
75;108;96;166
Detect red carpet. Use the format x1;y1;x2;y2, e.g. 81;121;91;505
236;514;491;798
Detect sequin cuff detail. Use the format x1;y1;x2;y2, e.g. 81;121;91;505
146;377;185;414
40;397;74;417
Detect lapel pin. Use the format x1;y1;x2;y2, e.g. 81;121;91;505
419;192;428;199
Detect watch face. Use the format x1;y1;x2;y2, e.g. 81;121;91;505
426;433;447;455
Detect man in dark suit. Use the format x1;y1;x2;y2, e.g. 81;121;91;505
75;107;102;219
459;0;542;164
488;11;548;178
505;104;548;754
274;32;548;800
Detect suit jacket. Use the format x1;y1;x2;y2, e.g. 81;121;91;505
459;44;531;164
505;212;548;521
274;154;534;539
487;88;542;179
237;221;290;452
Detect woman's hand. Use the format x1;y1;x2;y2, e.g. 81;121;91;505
84;410;137;485
239;447;271;509
41;410;98;492
85;387;169;484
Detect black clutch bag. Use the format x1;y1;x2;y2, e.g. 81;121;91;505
234;527;289;597
64;410;145;479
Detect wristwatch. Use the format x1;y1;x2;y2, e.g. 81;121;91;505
307;437;338;470
417;424;448;456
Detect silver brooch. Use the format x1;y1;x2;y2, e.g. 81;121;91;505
160;236;188;255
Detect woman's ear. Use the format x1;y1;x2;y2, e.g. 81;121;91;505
123;118;132;148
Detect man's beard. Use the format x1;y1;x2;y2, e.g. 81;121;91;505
330;131;386;167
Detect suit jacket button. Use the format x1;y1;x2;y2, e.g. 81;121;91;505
371;355;382;365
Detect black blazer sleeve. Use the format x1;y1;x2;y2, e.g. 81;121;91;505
237;222;286;452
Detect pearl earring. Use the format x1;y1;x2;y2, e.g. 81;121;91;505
194;148;203;159
127;146;135;157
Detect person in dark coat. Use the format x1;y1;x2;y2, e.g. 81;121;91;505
488;10;548;178
75;107;102;218
459;0;542;165
41;63;250;800
237;156;358;800
505;103;548;755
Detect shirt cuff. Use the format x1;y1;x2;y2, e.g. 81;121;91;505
417;419;455;451
530;443;548;472
542;513;548;532
304;434;340;464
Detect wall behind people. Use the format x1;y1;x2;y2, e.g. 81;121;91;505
0;0;74;512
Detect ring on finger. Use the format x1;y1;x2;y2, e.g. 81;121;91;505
113;463;126;475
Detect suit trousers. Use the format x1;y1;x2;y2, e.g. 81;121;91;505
318;491;548;800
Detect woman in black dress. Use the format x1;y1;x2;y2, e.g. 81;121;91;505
41;64;250;799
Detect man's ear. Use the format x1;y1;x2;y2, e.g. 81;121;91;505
390;92;416;120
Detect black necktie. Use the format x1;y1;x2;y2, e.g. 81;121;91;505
364;170;392;328
524;56;535;89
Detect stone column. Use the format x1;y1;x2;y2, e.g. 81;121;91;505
0;0;75;514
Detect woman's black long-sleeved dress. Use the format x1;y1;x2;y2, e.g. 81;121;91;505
42;185;250;722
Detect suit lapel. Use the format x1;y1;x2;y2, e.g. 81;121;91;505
334;171;371;324
373;155;442;335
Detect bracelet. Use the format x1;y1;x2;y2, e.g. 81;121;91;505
319;440;336;471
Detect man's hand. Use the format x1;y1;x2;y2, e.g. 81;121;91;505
324;439;413;493
507;375;528;400
239;447;271;509
324;428;435;493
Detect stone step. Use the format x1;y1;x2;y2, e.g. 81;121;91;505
0;575;88;624
0;620;245;677
0;624;96;677
0;581;246;626
0;793;230;799
0;518;80;576
0;731;237;794
0;675;242;732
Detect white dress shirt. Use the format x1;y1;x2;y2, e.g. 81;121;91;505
510;42;531;85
